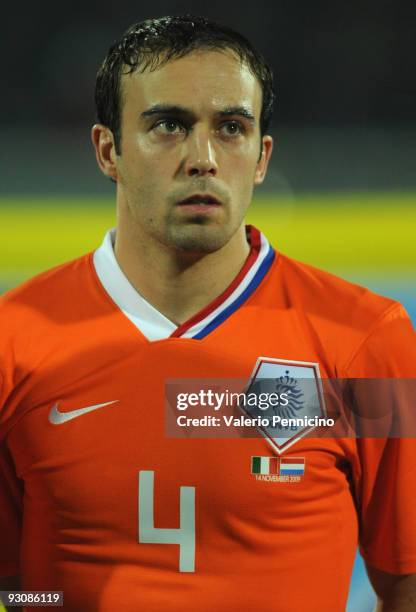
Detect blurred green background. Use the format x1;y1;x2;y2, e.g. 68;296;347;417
2;192;415;314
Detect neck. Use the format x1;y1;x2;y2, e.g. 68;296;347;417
114;217;251;326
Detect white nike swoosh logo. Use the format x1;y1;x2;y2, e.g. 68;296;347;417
48;400;118;425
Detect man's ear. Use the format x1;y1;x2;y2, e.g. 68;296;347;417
254;135;273;186
91;124;118;181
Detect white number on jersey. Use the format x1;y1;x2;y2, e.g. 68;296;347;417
138;470;196;572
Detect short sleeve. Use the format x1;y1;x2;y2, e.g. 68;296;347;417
356;437;416;573
345;303;416;573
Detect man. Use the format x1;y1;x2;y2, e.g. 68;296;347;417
0;15;415;612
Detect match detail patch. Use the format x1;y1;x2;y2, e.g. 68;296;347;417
251;456;306;483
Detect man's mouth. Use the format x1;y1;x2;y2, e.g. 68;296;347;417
177;194;222;214
178;194;221;206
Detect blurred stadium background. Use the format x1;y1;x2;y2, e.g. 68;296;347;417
1;1;415;610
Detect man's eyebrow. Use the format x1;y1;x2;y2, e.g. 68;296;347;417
140;105;195;119
218;106;255;123
140;104;255;122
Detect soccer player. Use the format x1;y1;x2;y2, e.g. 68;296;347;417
1;15;415;612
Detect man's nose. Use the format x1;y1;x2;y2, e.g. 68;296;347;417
183;128;218;177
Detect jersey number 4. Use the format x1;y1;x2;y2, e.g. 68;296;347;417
138;470;196;572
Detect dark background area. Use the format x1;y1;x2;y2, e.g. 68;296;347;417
2;0;416;193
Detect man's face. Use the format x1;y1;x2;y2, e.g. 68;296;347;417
114;49;272;253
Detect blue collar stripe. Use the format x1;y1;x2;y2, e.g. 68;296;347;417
191;246;276;340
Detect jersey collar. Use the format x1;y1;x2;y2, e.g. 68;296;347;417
93;226;275;341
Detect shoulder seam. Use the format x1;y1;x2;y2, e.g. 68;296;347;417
342;301;404;375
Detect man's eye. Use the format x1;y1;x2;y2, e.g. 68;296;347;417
220;121;244;136
154;120;185;134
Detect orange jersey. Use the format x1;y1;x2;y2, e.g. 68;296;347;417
0;226;415;612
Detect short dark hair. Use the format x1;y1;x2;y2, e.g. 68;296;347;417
95;15;275;154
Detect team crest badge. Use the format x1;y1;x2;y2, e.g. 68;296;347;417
242;357;326;454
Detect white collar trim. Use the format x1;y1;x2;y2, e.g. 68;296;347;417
93;229;177;340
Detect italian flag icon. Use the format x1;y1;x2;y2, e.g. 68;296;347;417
251;456;279;475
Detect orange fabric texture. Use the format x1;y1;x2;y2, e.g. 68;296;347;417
0;246;415;612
